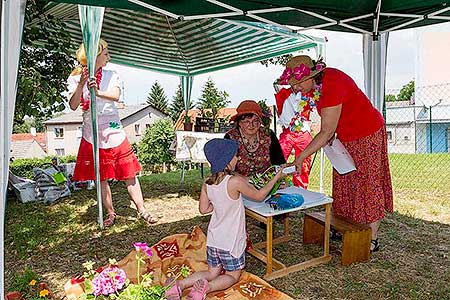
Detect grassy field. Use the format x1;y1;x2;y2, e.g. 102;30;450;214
4;154;450;299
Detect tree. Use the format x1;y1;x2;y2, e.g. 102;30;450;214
169;84;195;122
15;0;75;128
12;116;46;134
197;77;230;122
147;81;169;114
137;119;175;172
385;94;397;102
397;80;415;102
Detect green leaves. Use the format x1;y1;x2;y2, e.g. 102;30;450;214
137;119;175;168
16;0;75;127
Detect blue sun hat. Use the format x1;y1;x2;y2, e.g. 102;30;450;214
204;138;239;174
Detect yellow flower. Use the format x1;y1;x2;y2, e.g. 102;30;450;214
29;280;37;286
39;289;49;297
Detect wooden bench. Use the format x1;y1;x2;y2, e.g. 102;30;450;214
303;211;371;265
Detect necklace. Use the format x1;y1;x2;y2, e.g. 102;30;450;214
289;84;322;132
239;129;260;154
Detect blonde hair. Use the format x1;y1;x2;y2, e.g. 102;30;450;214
205;169;235;185
70;38;108;76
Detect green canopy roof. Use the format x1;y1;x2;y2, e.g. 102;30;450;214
48;0;450;35
46;3;325;76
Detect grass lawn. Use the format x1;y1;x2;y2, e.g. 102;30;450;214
4;155;450;300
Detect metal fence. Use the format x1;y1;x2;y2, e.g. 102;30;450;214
308;83;450;195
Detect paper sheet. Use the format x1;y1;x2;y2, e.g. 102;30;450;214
323;138;356;174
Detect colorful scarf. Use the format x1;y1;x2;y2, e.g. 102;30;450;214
80;68;103;111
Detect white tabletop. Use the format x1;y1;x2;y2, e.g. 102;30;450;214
243;186;333;217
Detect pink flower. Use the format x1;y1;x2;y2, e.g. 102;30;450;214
293;64;311;81
134;242;153;257
91;266;126;296
278;67;293;85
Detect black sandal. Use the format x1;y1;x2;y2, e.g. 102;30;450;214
371;239;380;252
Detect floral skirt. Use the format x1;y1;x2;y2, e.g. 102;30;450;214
72;137;141;182
332;126;393;224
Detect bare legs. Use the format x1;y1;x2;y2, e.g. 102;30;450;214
100;177;156;224
369;219;381;240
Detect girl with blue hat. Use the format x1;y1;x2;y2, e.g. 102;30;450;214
166;138;286;300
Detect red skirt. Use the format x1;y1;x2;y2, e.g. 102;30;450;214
332;126;393;224
72;137;142;182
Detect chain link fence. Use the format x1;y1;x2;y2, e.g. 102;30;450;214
308;83;450;196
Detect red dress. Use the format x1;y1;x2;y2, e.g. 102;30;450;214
317;68;393;224
67;69;141;182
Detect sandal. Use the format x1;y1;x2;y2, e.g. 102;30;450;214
138;210;158;224
165;277;182;300
187;278;208;300
103;213;117;227
371;239;380;252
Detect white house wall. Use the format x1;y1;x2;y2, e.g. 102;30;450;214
122;107;166;145
46;123;82;156
386;124;416;153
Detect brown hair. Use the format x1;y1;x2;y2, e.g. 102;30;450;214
70;38;108;76
205;169;235;185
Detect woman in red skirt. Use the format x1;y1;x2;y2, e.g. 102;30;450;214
278;55;393;252
67;39;157;227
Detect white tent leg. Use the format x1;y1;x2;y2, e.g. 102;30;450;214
363;33;389;114
1;0;27;296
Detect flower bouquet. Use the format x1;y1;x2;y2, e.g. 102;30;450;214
257;100;273;128
249;165;292;195
79;242;190;300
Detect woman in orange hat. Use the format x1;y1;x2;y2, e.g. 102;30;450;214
67;39;157;227
278;55;393;252
224;100;285;177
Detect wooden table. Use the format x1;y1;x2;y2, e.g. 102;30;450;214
243;187;333;280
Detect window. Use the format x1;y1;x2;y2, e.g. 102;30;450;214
387;131;392;141
55;148;65;156
404;136;410;141
135;124;140;135
54;127;64;138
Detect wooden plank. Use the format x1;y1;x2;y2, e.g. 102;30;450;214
247;248;286;270
252;235;291;249
324;203;331;257
266;216;273;274
264;255;332;281
306;211;370;232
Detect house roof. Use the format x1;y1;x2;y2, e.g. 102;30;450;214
10;133;48;159
174;107;237;130
11;133;47;152
44;103;164;125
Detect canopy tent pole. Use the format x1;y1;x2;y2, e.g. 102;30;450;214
363;32;389;115
78;5;105;228
181;75;193;116
0;0;27;296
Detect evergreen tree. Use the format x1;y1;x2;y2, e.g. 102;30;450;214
169;84;195;122
197;77;230;121
147;81;169;113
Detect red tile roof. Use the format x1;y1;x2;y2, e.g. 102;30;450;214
174;108;237;130
11;133;47;152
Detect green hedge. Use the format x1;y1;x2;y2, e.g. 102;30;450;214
10;155;77;179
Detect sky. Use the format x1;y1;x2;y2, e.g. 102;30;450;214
108;25;437;109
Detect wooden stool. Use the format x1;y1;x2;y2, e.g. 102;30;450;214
303;211;371;265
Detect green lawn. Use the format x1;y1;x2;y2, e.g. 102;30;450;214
4;154;450;300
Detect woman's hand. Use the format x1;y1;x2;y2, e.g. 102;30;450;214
79;67;89;85
87;77;99;96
